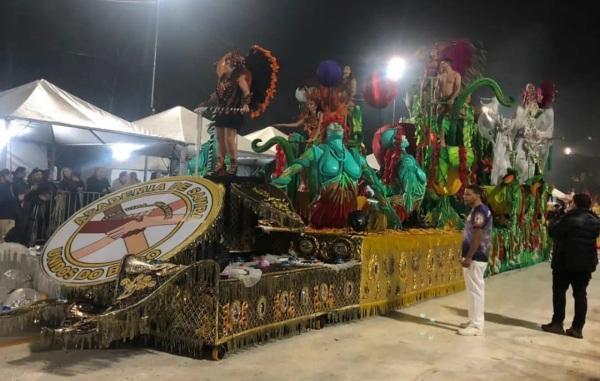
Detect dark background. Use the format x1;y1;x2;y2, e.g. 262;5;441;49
1;0;598;191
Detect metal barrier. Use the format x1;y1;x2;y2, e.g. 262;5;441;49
30;191;102;245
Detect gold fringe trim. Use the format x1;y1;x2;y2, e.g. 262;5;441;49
230;184;304;229
42;261;219;353
360;280;465;317
216;305;361;351
0;300;66;334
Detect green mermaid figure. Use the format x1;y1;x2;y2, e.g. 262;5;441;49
271;123;401;229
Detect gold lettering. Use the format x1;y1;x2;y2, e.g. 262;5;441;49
74;183;167;225
88;269;104;280
75;269;91;280
186;187;209;218
169;182;192;192
141;249;161;260
47;247;62;259
106;265;120;278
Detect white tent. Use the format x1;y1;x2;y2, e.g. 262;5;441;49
133;106;209;145
0;79;182;172
243;126;288;154
0;79;177;147
133;106;267;156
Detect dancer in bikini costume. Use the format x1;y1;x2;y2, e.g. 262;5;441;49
202;52;251;176
200;46;279;176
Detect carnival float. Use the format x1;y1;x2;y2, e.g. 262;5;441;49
1;40;556;360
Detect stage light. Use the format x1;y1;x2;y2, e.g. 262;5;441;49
8;120;32;137
111;143;143;161
563;147;572;155
0;119;31;149
386;57;407;81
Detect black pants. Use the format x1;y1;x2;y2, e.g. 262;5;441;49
552;271;592;329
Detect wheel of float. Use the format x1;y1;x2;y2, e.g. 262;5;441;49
211;345;226;361
314;316;326;330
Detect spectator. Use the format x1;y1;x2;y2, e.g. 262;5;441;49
542;193;600;339
41;169;57;193
59;167;85;215
12;166;28;196
112;171;129;191
0;169;17;241
28;168;44;191
150;171;166;180
4;183;53;246
129;171;141;185
59;168;84;192
86;167;111;194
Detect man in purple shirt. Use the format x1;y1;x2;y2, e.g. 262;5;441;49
458;184;492;336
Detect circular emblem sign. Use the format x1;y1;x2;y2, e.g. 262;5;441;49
42;176;224;286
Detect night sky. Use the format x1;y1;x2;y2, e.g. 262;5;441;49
0;0;599;190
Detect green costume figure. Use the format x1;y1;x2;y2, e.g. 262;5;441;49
188;125;217;176
377;128;427;220
272;123;400;229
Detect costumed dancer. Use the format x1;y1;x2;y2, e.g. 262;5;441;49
434;58;461;146
200;45;279;176
339;65;357;107
274;92;323;145
202;51;252;176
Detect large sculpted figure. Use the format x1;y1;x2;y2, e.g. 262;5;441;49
373;125;427;221
478;82;555;183
272;123;401;229
478;98;515;185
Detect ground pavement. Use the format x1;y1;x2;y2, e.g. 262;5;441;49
1;262;599;381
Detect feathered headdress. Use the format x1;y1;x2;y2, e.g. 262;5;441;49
438;39;486;85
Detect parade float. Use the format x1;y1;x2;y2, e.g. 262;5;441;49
1;40;555;360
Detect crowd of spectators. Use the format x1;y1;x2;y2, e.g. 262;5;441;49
0;166;163;245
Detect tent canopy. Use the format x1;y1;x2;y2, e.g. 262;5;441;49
133;106;206;145
0;79;179;149
133;106;269;156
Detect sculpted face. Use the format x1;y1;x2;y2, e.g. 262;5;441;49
525;83;538;102
326;123;344;142
526;83;536;94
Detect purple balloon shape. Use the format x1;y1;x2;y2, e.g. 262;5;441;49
316;60;342;87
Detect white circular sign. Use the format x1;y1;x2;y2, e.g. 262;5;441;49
42;176;224;286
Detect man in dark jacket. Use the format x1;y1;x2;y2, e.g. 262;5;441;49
86;167;111;194
542;193;600;339
4;183;52;246
12;166;29;196
0;169;17;240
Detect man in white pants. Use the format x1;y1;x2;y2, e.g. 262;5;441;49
458;184;493;336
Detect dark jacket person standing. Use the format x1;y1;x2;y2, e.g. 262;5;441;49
542;193;599;339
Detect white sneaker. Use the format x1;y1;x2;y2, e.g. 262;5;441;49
457;326;483;336
459;320;473;328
